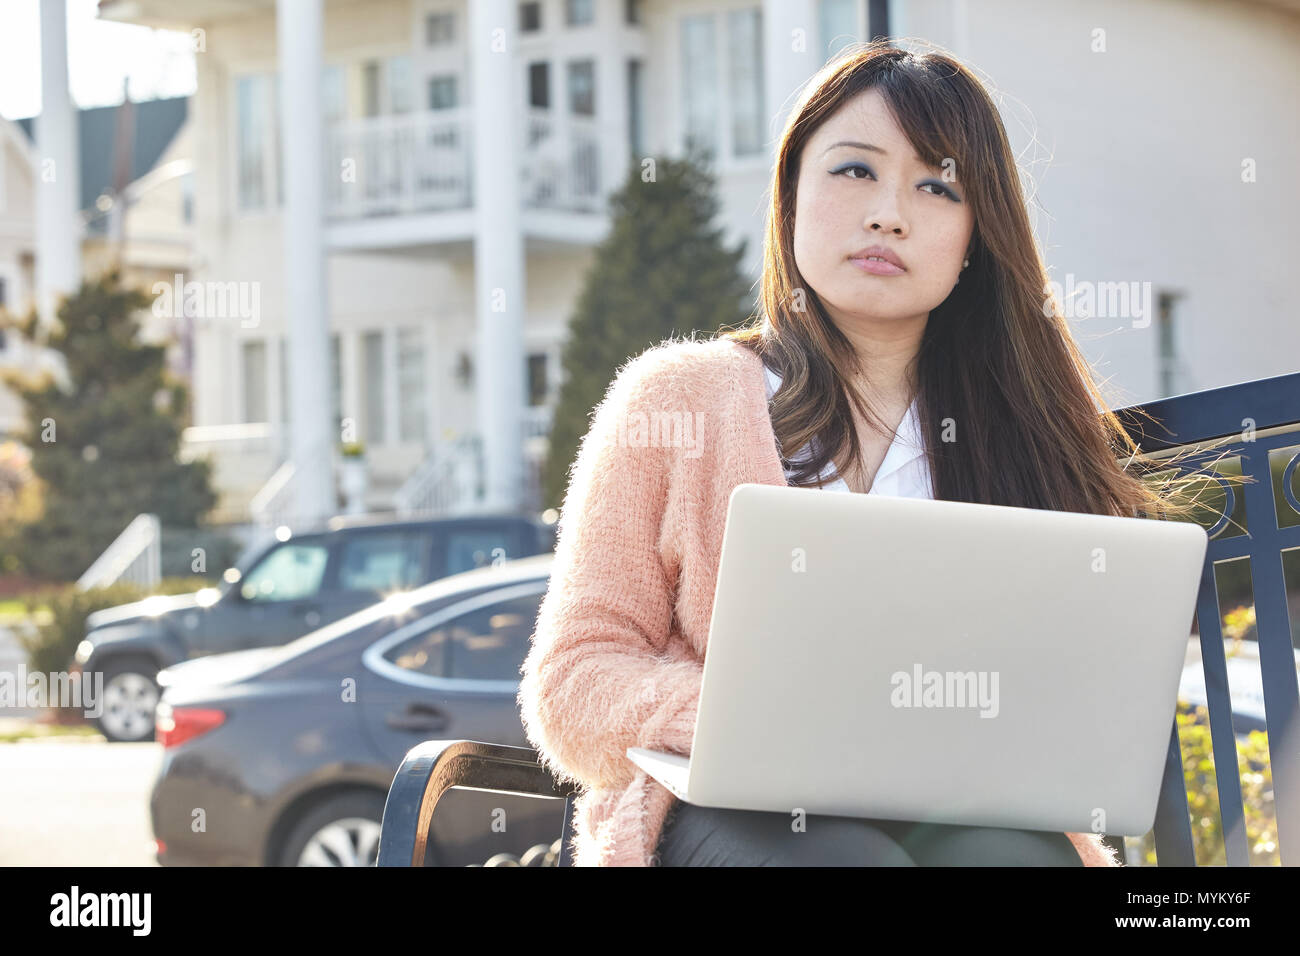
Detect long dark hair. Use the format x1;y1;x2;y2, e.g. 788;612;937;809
720;40;1233;521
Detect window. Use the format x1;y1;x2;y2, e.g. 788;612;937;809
444;527;518;576
868;0;891;43
628;59;644;157
727;9;764;157
363;61;381;117
388;56;414;114
819;0;859;61
428;75;458;110
425;11;455;46
680;15;719;160
361;56;413;117
679;9;765;162
242;340;268;423
385;619;448;677
528;62;550;109
1157;291;1185;398
384;591;544;682
567;59;595;116
566;0;594;26
363;331;385;444
323;63;347;124
397;327;426;442
527;353;549;407
519;1;542;32
448;593;542;681
240;541;329;602
235;73;281;210
338;531;429;593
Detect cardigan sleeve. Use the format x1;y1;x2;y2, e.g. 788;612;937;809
517;346;704;793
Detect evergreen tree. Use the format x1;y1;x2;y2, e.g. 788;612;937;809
541;150;754;510
0;270;216;581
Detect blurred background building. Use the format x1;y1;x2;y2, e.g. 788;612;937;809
6;0;1299;546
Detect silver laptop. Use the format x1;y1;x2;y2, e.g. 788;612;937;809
627;482;1208;837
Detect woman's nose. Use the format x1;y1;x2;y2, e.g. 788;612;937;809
864;195;908;236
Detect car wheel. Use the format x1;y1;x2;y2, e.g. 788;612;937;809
94;656;160;743
279;791;387;867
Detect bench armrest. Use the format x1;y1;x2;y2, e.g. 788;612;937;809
377;739;579;867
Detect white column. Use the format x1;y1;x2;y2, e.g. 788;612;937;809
277;0;334;527
762;0;819;154
469;0;525;512
596;20;631;199
35;0;80;324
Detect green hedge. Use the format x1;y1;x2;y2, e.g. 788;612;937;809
1128;700;1277;866
16;577;214;719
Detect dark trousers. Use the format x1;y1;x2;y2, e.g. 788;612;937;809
655;800;1084;866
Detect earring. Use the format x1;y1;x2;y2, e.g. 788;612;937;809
963;258;970;268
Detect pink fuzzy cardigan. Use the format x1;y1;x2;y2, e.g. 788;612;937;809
517;335;1121;867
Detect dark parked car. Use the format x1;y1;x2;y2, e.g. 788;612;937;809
149;553;561;866
75;513;555;741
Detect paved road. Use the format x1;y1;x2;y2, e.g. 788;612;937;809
0;739;161;866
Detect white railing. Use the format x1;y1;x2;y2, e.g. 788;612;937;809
77;514;161;591
522;404;555;440
522;108;602;212
324;108;605;220
326;109;473;219
180;422;281;466
249;460;296;529
394;435;483;517
248;434;336;530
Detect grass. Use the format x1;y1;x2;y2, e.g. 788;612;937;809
0;721;104;743
0;599;32;621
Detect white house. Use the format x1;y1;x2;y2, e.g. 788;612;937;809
0;97;194;436
0;118;40;434
90;0;1300;528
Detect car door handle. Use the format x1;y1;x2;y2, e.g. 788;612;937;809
386;703;450;733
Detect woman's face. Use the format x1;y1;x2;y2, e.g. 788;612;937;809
792;87;975;332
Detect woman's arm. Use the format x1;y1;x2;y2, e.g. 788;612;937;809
518;346;704;793
1066;831;1122;866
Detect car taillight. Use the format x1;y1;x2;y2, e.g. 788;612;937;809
156;703;226;748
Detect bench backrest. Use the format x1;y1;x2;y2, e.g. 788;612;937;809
1114;371;1300;865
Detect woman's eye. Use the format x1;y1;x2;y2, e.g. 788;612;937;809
832;164;873;180
921;182;956;199
833;166;959;200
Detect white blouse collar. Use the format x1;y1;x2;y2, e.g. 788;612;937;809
763;364;928;490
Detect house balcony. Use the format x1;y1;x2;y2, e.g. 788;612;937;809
324;108;617;253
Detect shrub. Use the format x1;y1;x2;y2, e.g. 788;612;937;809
1128;700;1277;865
16;577;213;721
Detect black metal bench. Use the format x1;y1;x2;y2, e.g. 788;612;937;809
378;371;1300;866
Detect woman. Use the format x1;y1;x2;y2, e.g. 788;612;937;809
517;41;1214;867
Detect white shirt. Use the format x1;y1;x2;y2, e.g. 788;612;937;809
764;365;933;499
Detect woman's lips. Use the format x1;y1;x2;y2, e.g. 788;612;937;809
849;255;906;276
